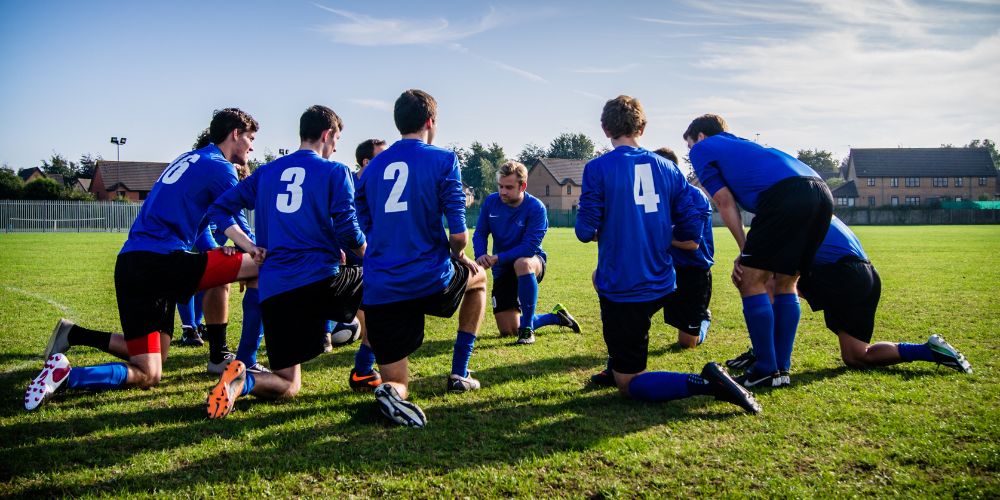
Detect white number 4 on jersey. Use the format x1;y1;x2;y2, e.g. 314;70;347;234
633;163;659;213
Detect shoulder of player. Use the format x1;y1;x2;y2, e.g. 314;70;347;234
522;193;546;210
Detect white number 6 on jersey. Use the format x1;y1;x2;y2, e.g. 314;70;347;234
633;163;660;213
384;162;409;213
276;167;306;213
160;153;200;185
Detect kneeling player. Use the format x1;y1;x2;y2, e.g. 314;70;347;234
204;105;366;418
727;216;973;375
576;95;759;414
473;161;580;346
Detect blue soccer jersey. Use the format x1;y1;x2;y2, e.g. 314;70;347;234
690;132;819;213
668;184;715;270
355;139;466;305
342;171;364;267
813;216;867;265
121;144;249;255
576;146;708;302
208;149;364;301
473;192;548;277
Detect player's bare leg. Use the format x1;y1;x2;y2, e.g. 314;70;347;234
378;357;410;399
838;333;903;368
245;365;302;399
678;330;700;349
458;270;487;335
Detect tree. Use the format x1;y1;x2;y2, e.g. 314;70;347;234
78;153;102;179
547;133;595;160
825;178;846;190
23;178;61;200
461;142;506;201
964;139;999;166
40;152;80;185
0;165;24;199
246;148;277;174
796;149;839;173
515;143;546;168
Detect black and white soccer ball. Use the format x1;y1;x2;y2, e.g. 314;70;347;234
328;317;361;347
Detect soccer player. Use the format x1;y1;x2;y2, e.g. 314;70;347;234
204;105;366;419
473;160;580;345
26;108;261;411
727;216;974;375
355;89;487;427
576;95;760;414
685;114;833;388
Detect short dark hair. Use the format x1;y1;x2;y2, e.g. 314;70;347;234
209;108;259;145
652;147;678;164
300;105;343;142
600;95;647;140
394;89;437;135
683;114;729;141
355;139;387;166
193;128;211;150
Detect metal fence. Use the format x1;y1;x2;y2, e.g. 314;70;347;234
1;200;144;233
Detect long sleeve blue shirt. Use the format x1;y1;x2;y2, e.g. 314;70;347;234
472;192;548;277
667;184;715;270
813;216;867;265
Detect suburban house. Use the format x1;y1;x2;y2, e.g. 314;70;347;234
526;158;586;210
90;161;169;201
843;148;997;206
18;167;64;186
72;178;91;192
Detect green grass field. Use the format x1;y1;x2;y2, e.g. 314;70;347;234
1;226;998;499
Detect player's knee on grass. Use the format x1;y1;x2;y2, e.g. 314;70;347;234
677;330;700;349
838;332;871;368
495;309;520;336
613;371;640;398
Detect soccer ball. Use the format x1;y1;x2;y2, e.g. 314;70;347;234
327;317;361;348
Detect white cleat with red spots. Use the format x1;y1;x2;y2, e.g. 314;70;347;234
25;353;71;411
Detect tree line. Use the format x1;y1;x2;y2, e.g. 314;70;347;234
0;152;102;201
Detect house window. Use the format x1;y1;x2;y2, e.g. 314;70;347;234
955;197;963;202
890;178;898;187
117;190;125;198
567;185;572;195
979;177;988;186
905;196;920;205
849;198;855;206
955;177;963;187
837;197;848;206
933;177;947;187
867;177;875;186
545;185;549;196
868;197;875;206
905;178;920;187
139;191;149;200
891;196;899;205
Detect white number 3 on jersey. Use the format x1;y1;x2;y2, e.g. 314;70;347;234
633;163;660;213
276;167;306;213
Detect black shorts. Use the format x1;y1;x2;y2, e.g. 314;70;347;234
490;256;546;313
741;176;833;276
259;267;364;371
599;292;676;375
662;266;712;335
364;261;471;365
797;257;881;343
115;250;208;341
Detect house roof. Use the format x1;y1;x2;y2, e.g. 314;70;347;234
18;167;43;181
75;178;92;190
96;161;169;191
530;158;587;185
831;179;859;198
819;171;841;181
46;173;64;186
851;148;997;178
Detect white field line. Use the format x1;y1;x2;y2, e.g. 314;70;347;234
1;286;76;377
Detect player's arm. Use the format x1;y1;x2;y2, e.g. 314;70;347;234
672;239;699;250
472;202;493;269
354;170;373;235
440;155;480;274
497;201;547;265
330;167;366;258
575;162;603;243
712;187;745;251
670;182;709;250
208;171;265;263
194;223;218;252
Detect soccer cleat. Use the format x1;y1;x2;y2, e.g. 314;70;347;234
42;319;75;360
515;327;536;345
927;334;973;374
25;353;72;411
374;383;427;427
700;362;761;414
207;351;236;375
207;360;246;419
589;369;616;388
778;369;791;387
734;368;783;388
447;371;480;393
349;367;382;391
180;326;204;347
725;347;757;370
246;362;271;374
552;304;581;333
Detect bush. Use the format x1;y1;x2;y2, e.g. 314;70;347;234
23;178;61;200
979;192;992;201
0;169;23;199
59;188;97;201
111;195;134;203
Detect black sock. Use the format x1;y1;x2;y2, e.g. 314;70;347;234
206;323;229;363
67;325;114;351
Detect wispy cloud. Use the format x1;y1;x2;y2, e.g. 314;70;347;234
487;60;548;83
569;64;640;74
636;17;745;27
349;99;393;112
575;90;606;100
314;5;499;46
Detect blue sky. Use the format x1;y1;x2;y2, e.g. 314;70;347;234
1;0;997;171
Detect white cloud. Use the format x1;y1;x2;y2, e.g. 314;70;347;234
569;64;640;74
314;5;499;46
349;99;394;112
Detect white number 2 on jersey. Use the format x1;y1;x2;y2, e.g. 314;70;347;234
276;167;306;213
384;162;409;213
160;153;200;185
633;163;660;213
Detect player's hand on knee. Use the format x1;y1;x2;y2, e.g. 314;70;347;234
216;246;238;256
475;254;493;269
731;256;743;286
455;252;481;275
250;246;267;266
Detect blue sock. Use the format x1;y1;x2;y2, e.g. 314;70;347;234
686;374;713;396
236;288;263;366
451;331;476;377
517;273;539;329
354;343;376;375
627;372;691;401
772;294;800;371
532;313;560;328
898;343;935;363
241;372;255;396
325;320;335;333
66;363;128;391
193;291;205;325
742;293;777;374
177;296;196;327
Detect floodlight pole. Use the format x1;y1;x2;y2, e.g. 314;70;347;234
110;137;126;199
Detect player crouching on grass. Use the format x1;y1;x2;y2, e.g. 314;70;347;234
727;216;973;376
203;105;366;419
27;109;261;411
473;160;581;346
576;95;760;414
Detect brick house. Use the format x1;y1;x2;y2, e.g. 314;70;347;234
844;148;997;206
90;161;169;201
831;179;860;206
18;168;64;186
526;158;586;210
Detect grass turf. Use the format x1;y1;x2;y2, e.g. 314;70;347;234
0;226;998;499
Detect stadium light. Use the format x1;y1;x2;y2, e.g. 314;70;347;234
110;136;127;198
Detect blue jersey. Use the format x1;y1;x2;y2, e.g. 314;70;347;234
208;150;364;301
342;171;364;266
668;184;715;270
576;146;709;302
121;144;249;255
813;216;867;265
473;192;548;278
690;132;819;213
356;139;467;305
